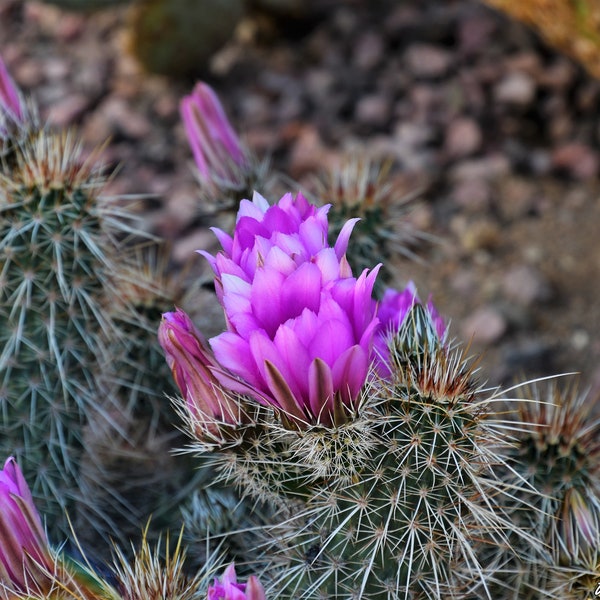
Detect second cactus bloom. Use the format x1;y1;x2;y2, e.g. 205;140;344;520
159;308;248;441
0;457;53;596
373;281;447;377
208;564;266;600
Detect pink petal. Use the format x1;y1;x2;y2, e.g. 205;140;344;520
210;332;262;389
250;268;284;337
298;217;328;256
334;217;360;259
308;358;334;424
281;262;322;322
313;248;342;283
0;58;22;120
246;576;267;600
238;197;268;221
273;323;312;399
331;345;369;406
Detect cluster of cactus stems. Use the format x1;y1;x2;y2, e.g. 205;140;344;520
0;55;220;566
1;48;600;600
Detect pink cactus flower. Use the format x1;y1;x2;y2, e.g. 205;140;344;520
201;191;380;426
207;564;266;600
374;282;446;377
0;457;52;594
180;81;249;189
0;57;23;121
158;308;248;438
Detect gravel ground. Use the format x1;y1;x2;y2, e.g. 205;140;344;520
2;0;600;402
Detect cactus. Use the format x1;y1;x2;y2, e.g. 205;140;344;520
0;53;219;555
0;127;196;553
127;0;245;77
313;154;428;296
159;192;528;598
209;307;522;598
0;130;132;540
485;382;600;598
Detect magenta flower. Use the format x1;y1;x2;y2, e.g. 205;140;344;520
0;457;52;594
207;564;266;600
374;282;446;377
0;56;23;122
181;82;249;190
158;309;247;438
202;191;380;426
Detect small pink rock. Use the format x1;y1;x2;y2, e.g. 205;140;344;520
461;307;507;345
288;125;327;178
404;44;453;79
501;265;552;307
494;72;536;106
353;31;384;71
451;178;491;212
99;97;152;140
47;94;90;127
173;229;217;264
355;94;391;126
444;116;482;159
551;143;599;179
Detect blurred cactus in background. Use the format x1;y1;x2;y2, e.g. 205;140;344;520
484;383;600;598
34;0;131;11
127;0;245;77
313;154;428;296
481;0;600;78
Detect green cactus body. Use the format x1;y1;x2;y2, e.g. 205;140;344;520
0;130;180;548
316;155;426;296
490;385;600;598
0;131;125;537
207;307;517;598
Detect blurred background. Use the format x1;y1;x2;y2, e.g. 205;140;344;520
2;0;600;396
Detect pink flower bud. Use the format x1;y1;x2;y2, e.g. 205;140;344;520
180;82;248;189
373;282;447;377
0;457;52;594
158;309;245;439
0;57;23;122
